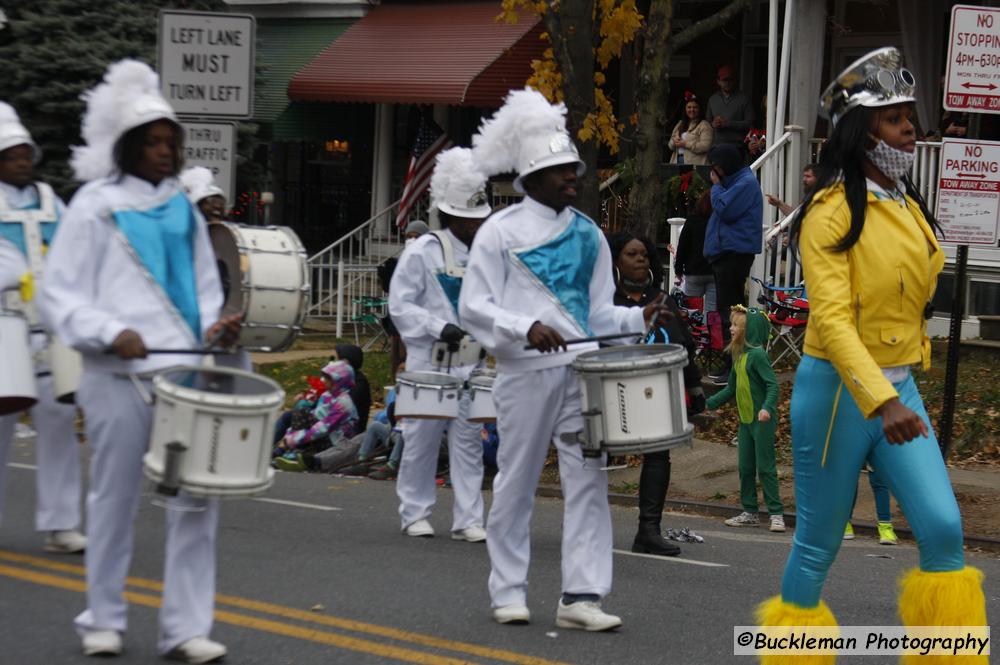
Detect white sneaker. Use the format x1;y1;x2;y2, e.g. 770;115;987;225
555;600;622;632
725;511;760;527
44;529;87;554
166;636;227;664
81;629;122;657
451;525;486;542
769;515;786;532
404;519;435;537
493;604;531;624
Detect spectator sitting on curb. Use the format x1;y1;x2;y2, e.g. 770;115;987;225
273;360;359;464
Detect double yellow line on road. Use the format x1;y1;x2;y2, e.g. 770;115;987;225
0;550;573;665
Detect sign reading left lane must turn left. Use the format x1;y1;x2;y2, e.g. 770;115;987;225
158;10;255;119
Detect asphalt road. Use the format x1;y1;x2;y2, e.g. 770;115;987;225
1;442;998;665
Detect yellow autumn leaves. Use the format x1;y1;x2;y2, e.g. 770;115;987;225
499;0;643;154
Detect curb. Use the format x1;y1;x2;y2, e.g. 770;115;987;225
535;486;1000;554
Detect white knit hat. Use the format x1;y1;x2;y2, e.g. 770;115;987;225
71;59;178;182
430;147;491;219
179;166;225;204
0;102;40;163
472;88;584;194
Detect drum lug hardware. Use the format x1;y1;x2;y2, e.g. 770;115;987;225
157;441;187;496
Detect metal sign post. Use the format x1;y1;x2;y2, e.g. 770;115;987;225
937;6;1000;453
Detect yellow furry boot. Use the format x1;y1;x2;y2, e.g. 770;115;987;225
754;596;838;665
898;567;989;664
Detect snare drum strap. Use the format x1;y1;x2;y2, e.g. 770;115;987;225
430;231;465;278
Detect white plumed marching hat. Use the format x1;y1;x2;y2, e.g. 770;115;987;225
430;147;491;219
71;59;178;182
0;102;40;162
472;88;584;194
179;166;225;204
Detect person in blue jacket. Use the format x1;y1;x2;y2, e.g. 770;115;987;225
703;143;762;383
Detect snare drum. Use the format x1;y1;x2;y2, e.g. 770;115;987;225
0;311;37;415
210;223;309;352
143;366;285;497
394;371;463;419
48;337;83;404
467;369;496;423
570;344;693;456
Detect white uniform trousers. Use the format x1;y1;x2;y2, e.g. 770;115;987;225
73;371;218;655
397;362;484;532
0;374;82;531
487;365;612;608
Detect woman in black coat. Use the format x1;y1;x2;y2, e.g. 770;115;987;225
608;232;706;557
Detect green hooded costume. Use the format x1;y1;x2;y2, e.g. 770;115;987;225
706;308;783;516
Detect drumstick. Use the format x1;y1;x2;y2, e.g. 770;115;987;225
523;331;643;351
103;348;233;356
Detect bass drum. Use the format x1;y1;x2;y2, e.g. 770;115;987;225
210;223;309;352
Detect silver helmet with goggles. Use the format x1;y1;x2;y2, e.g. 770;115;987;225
819;47;915;126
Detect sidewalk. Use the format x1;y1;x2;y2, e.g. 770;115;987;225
603;435;1000;541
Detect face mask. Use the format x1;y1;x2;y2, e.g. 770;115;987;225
865;138;915;183
405;237;417;247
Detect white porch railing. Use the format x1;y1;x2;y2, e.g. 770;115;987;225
306;186;522;337
748;126;805;301
306;201;410;336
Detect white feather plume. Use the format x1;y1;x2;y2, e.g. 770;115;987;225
71;59;164;182
0;101;21;126
179;166;215;195
471;87;568;177
430;147;487;211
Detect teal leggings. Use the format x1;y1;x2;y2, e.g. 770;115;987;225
781;356;964;608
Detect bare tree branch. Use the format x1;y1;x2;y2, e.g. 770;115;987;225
670;0;752;53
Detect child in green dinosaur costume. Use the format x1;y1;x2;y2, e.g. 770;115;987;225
706;306;784;532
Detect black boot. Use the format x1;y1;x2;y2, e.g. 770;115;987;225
631;451;680;556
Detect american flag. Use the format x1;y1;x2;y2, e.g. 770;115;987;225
395;116;453;229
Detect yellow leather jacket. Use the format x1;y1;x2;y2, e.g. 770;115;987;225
799;183;945;418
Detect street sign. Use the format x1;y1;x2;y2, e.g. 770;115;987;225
944;5;1000;113
158;10;255;118
181;121;238;203
935;138;1000;247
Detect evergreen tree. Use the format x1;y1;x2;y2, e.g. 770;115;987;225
0;0;260;199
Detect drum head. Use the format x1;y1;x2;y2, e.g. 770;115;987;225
158;367;277;397
208;224;245;317
396;371;463;388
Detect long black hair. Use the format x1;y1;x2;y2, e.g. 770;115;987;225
789;104;940;253
607;231;663;289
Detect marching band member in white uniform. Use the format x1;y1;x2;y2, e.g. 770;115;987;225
389;147;491;540
41;60;240;663
460;89;666;631
0;101;86;555
179;166;227;223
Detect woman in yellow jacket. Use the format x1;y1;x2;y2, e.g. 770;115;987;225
756;48;987;664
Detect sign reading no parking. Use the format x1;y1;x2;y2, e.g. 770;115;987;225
936;138;1000;247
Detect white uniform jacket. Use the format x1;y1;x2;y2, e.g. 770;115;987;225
389;228;471;366
459;196;644;374
41;175;223;375
0;236;24;292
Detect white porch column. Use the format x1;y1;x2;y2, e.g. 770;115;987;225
788;0;826;169
371;102;394;237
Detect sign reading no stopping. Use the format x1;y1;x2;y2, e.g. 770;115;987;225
158;10;255;118
944;5;1000;113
